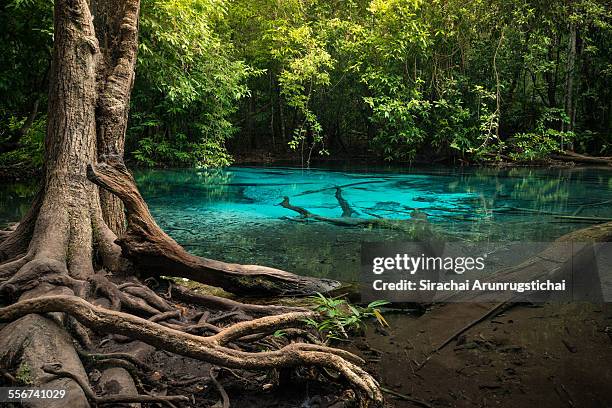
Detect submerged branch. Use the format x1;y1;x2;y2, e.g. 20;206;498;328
335;187;356;217
280;196;426;233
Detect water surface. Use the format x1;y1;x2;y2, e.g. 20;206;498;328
1;165;610;281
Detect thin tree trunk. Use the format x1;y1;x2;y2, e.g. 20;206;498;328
564;22;577;149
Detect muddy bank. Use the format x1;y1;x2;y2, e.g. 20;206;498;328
345;303;612;408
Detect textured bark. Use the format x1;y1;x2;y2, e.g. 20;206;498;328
90;0;141;236
0;314;89;408
0;3;105;405
29;0;101;278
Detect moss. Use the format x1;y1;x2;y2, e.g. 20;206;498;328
165;276;233;298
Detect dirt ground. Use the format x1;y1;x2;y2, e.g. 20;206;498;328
347;303;612;408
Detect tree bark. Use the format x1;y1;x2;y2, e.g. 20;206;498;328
91;0;141;236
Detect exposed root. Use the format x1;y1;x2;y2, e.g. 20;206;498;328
0;190;41;261
210;311;315;345
0;0;381;405
210;367;230;408
0;257;74;300
149;309;182;323
42;362;188;405
166;280;306;317
76;348;154;372
0;295;383;403
0;254;29;281
89;272;162;316
0;313;89;408
121;284;174;312
87;156;339;296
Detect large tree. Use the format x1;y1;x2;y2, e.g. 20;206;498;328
0;0;382;406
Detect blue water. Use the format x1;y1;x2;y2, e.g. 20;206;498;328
1;165;611;281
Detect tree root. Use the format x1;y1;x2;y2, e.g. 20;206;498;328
0;313;90;408
76;348;154;372
165;280;306;317
86;156;339;296
209;367;230;408
0;295;383;403
42;363;189;405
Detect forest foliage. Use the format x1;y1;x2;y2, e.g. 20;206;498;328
1;0;610;167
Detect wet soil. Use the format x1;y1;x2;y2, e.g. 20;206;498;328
346;303;612;408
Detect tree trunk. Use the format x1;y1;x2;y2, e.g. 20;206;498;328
564;22;577;142
0;0;379;405
0;1;104;404
91;0;141;236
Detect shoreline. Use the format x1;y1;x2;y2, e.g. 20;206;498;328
3;155;609;183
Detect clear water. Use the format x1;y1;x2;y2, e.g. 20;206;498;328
1;165;611;282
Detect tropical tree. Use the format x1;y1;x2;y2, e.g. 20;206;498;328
0;0;382;405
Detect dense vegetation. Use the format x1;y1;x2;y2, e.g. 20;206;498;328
1;0;610;168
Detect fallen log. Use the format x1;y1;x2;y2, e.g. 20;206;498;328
335;187;356;217
551;150;612;165
437;220;612;303
553;215;612;222
294;180;389;197
415;220;612;370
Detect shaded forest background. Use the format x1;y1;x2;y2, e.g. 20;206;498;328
1;0;610;168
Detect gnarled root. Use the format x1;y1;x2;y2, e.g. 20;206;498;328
87;156;339;296
0;295;383;404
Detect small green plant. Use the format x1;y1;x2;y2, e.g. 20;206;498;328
16;362;33;385
305;293;389;342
